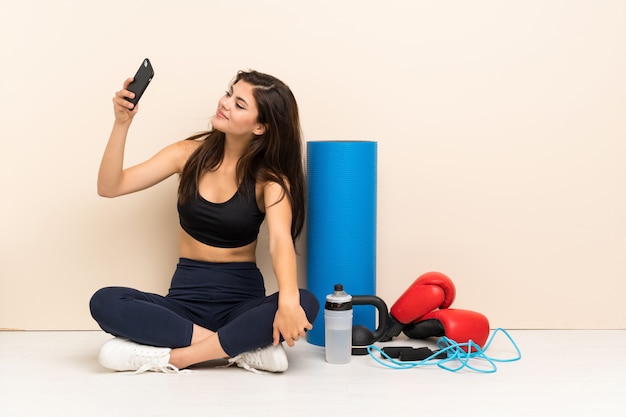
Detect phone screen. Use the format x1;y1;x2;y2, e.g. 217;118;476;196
125;58;154;106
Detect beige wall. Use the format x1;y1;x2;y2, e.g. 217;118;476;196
1;0;625;330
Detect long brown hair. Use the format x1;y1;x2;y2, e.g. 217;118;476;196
178;70;305;241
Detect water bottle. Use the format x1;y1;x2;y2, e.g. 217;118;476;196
324;284;353;364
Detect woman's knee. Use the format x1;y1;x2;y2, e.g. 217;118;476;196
89;287;123;321
299;289;320;322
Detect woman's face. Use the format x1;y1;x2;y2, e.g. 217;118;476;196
212;80;265;138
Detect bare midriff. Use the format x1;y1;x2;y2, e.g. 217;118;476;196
178;228;258;263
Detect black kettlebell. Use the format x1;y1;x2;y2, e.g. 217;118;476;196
351;295;389;355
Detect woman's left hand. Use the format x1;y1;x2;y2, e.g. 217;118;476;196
273;303;313;347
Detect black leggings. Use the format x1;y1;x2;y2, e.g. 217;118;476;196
89;258;320;357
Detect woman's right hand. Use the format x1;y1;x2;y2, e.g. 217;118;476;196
112;78;138;124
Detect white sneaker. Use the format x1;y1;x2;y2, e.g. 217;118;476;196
229;344;288;374
98;338;178;373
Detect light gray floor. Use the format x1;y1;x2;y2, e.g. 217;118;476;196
1;330;624;417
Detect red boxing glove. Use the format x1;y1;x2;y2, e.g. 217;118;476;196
384;272;456;340
403;308;490;349
390;272;456;322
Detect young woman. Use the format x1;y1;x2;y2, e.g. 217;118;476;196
89;70;320;373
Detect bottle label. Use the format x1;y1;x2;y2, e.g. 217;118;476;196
325;301;352;311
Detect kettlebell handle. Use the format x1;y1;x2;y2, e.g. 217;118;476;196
352;295;389;343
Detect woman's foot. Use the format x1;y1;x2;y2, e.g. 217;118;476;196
98;338;178;373
229;344;288;373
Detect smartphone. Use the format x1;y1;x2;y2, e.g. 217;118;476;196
125;58;154;107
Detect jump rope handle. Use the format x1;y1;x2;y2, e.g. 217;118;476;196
351;295;389;354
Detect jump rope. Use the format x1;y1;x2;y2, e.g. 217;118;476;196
366;328;521;374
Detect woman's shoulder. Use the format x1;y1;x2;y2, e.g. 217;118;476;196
179;137;204;152
173;137;204;160
152;138;203;174
260;175;290;201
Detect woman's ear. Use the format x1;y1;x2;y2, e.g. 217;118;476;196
253;123;268;135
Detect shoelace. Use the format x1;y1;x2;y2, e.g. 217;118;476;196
134;363;183;374
226;355;266;374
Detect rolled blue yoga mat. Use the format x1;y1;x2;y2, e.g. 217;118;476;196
306;141;377;346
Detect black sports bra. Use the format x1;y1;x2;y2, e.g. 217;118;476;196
177;184;265;248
